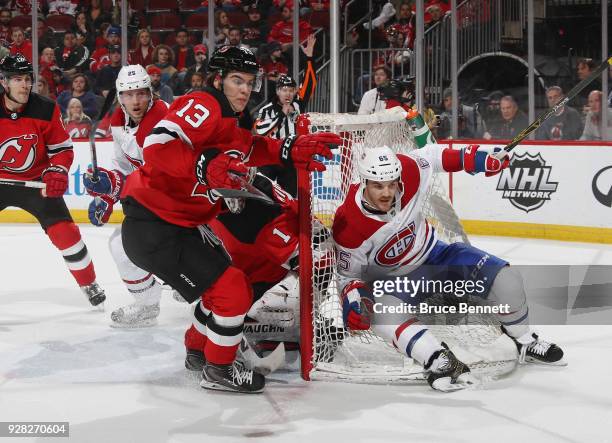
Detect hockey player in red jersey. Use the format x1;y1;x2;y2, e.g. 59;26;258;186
83;64;169;327
184;171;302;372
0;54;105;306
333;145;566;392
120;45;341;393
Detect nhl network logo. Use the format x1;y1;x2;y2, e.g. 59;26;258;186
496;152;558;213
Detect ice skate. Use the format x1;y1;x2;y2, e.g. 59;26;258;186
110;302;160;328
503;328;566;366
200;360;265;394
185;348;206;372
81;282;106;307
425;343;475;392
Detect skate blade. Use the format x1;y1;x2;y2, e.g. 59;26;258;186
524;356;568;366
109;318;158;329
92;302;105;312
431;373;477;392
199;379;263;394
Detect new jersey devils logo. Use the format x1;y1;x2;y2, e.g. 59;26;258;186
0;134;38;173
375;222;416;267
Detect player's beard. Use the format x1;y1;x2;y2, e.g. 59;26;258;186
5;84;31;108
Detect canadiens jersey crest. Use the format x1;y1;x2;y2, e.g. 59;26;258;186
374;222;416;266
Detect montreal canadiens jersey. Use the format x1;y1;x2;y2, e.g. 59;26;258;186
122;87;283;228
332;144;459;292
0;93;73;181
109;99;169;176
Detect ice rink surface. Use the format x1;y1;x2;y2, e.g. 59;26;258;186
1;224;611;443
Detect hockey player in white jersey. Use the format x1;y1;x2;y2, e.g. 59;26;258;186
83;65;169;327
333;144;566;392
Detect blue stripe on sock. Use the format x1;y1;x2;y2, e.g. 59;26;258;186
500;308;529;326
405;328;428;358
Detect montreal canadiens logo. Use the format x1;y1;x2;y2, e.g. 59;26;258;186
374;223;416;266
0;134;38;173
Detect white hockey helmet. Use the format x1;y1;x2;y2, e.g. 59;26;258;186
358;146;402;183
116;64;152;93
116;64;153;119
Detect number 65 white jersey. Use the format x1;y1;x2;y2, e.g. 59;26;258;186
332;144;455;293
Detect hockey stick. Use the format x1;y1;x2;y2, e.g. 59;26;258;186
88;88;117;182
495;55;612;160
0;178;46;189
213;173;276;205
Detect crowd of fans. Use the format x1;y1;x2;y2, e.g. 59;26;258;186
351;1;610;141
0;0;609;140
0;0;333;137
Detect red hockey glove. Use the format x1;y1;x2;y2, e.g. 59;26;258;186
83;167;124;202
461;145;509;177
341;280;371;331
195;149;249;190
41;165;69;198
280;133;340;172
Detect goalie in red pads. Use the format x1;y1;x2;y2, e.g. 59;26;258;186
0;54;105;306
120;46;341;393
333;145;566;392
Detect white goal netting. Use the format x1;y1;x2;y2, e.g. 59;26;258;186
298;108;517;384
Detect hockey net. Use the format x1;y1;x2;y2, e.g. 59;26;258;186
297;108;517;383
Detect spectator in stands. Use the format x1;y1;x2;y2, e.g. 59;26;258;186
241;4;269;53
574;58;601;110
39;46;57;91
184;71;205;94
172;28;195;79
36;18;57;53
226;26;243;49
357;65;391;115
54;30;90;78
148;44;178;88
85;0;112;31
90;25;121;73
535;86;583;140
214;9;231;45
36;75;55;100
268;5;313;53
261;40;289;86
9;27;32;62
48;0;79;16
0;8;11;48
72;12;95;52
483;95;528;140
425;3;446;30
129;29;155;67
147;65;174;104
241;0;274;16
96;44;122;97
94;22;111;50
57;73;99;119
436;87;481;138
50;65;68;96
64;97;92;139
391;1;415;48
181;43;207;95
580;90;610;141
